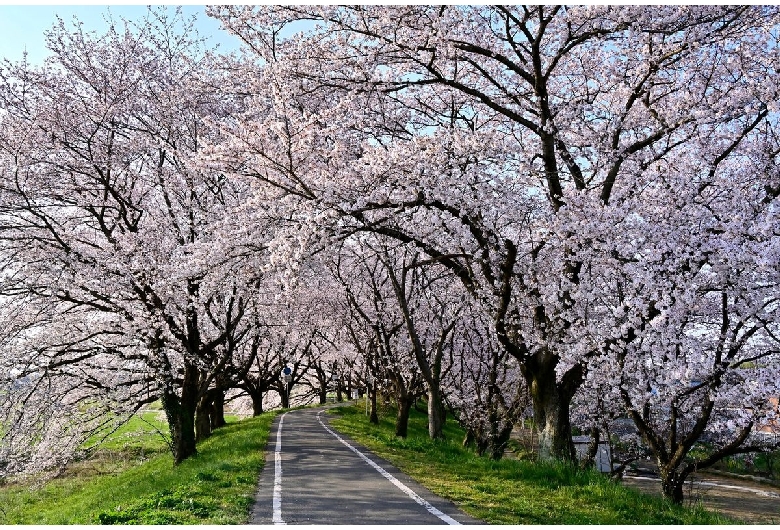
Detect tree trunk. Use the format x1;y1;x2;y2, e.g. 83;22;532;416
581;429;600;470
250;390;264;416
463;428;475;448
195;396;212;442
319;383;327;405
211;390;226;429
395;396;413;438
336;381;343;402
489;425;513;460
162;365;198;464
369;385;379;425
476;434;489;456
531;380;574;461
660;466;686;504
526;353;579;461
427;385;445;440
196;389;226;441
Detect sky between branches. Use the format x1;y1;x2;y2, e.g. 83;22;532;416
0;4;243;65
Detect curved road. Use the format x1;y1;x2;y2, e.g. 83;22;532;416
250;406;481;525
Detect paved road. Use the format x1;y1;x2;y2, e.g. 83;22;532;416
250;406;481;525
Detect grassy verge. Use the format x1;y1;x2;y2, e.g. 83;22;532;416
0;411;276;524
328;402;735;524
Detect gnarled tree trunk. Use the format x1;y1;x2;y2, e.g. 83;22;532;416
162;364;199;464
659;466;686;505
525;352;581;461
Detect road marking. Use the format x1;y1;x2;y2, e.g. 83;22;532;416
316;410;461;525
273;412;289;525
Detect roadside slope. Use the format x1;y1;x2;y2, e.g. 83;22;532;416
0;412;277;524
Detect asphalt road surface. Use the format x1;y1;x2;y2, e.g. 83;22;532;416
250;406;482;525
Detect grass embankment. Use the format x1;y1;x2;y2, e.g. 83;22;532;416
0;411;277;524
328;402;735;524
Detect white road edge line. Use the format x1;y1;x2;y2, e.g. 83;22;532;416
273;412;289;525
317;410;461;525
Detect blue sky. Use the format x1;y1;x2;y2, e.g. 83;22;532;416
0;5;243;65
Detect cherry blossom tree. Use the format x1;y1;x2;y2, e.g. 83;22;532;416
0;8;264;467
447;307;530;460
373;242;463;440
232;324;287;415
332;237;431;437
3;4;777;488
210;5;780;461
339;281;383;424
565;118;780;501
0;296;153;477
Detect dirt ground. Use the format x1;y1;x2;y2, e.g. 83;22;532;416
622;471;780;524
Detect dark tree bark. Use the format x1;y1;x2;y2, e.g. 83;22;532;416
162;364;199;464
463;428;476;449
489;424;514;461
194;387;228;442
195;396;212;442
395;394;414;438
211;390;226;429
369;383;379;424
660;467;685;505
250;390;264;416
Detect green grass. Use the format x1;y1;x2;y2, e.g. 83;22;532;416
0;411;276;524
84;411;171;453
328;401;736;525
718;450;780;481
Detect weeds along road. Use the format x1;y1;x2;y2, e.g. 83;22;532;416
250;406;481;525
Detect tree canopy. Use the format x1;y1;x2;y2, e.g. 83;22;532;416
0;6;778;504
